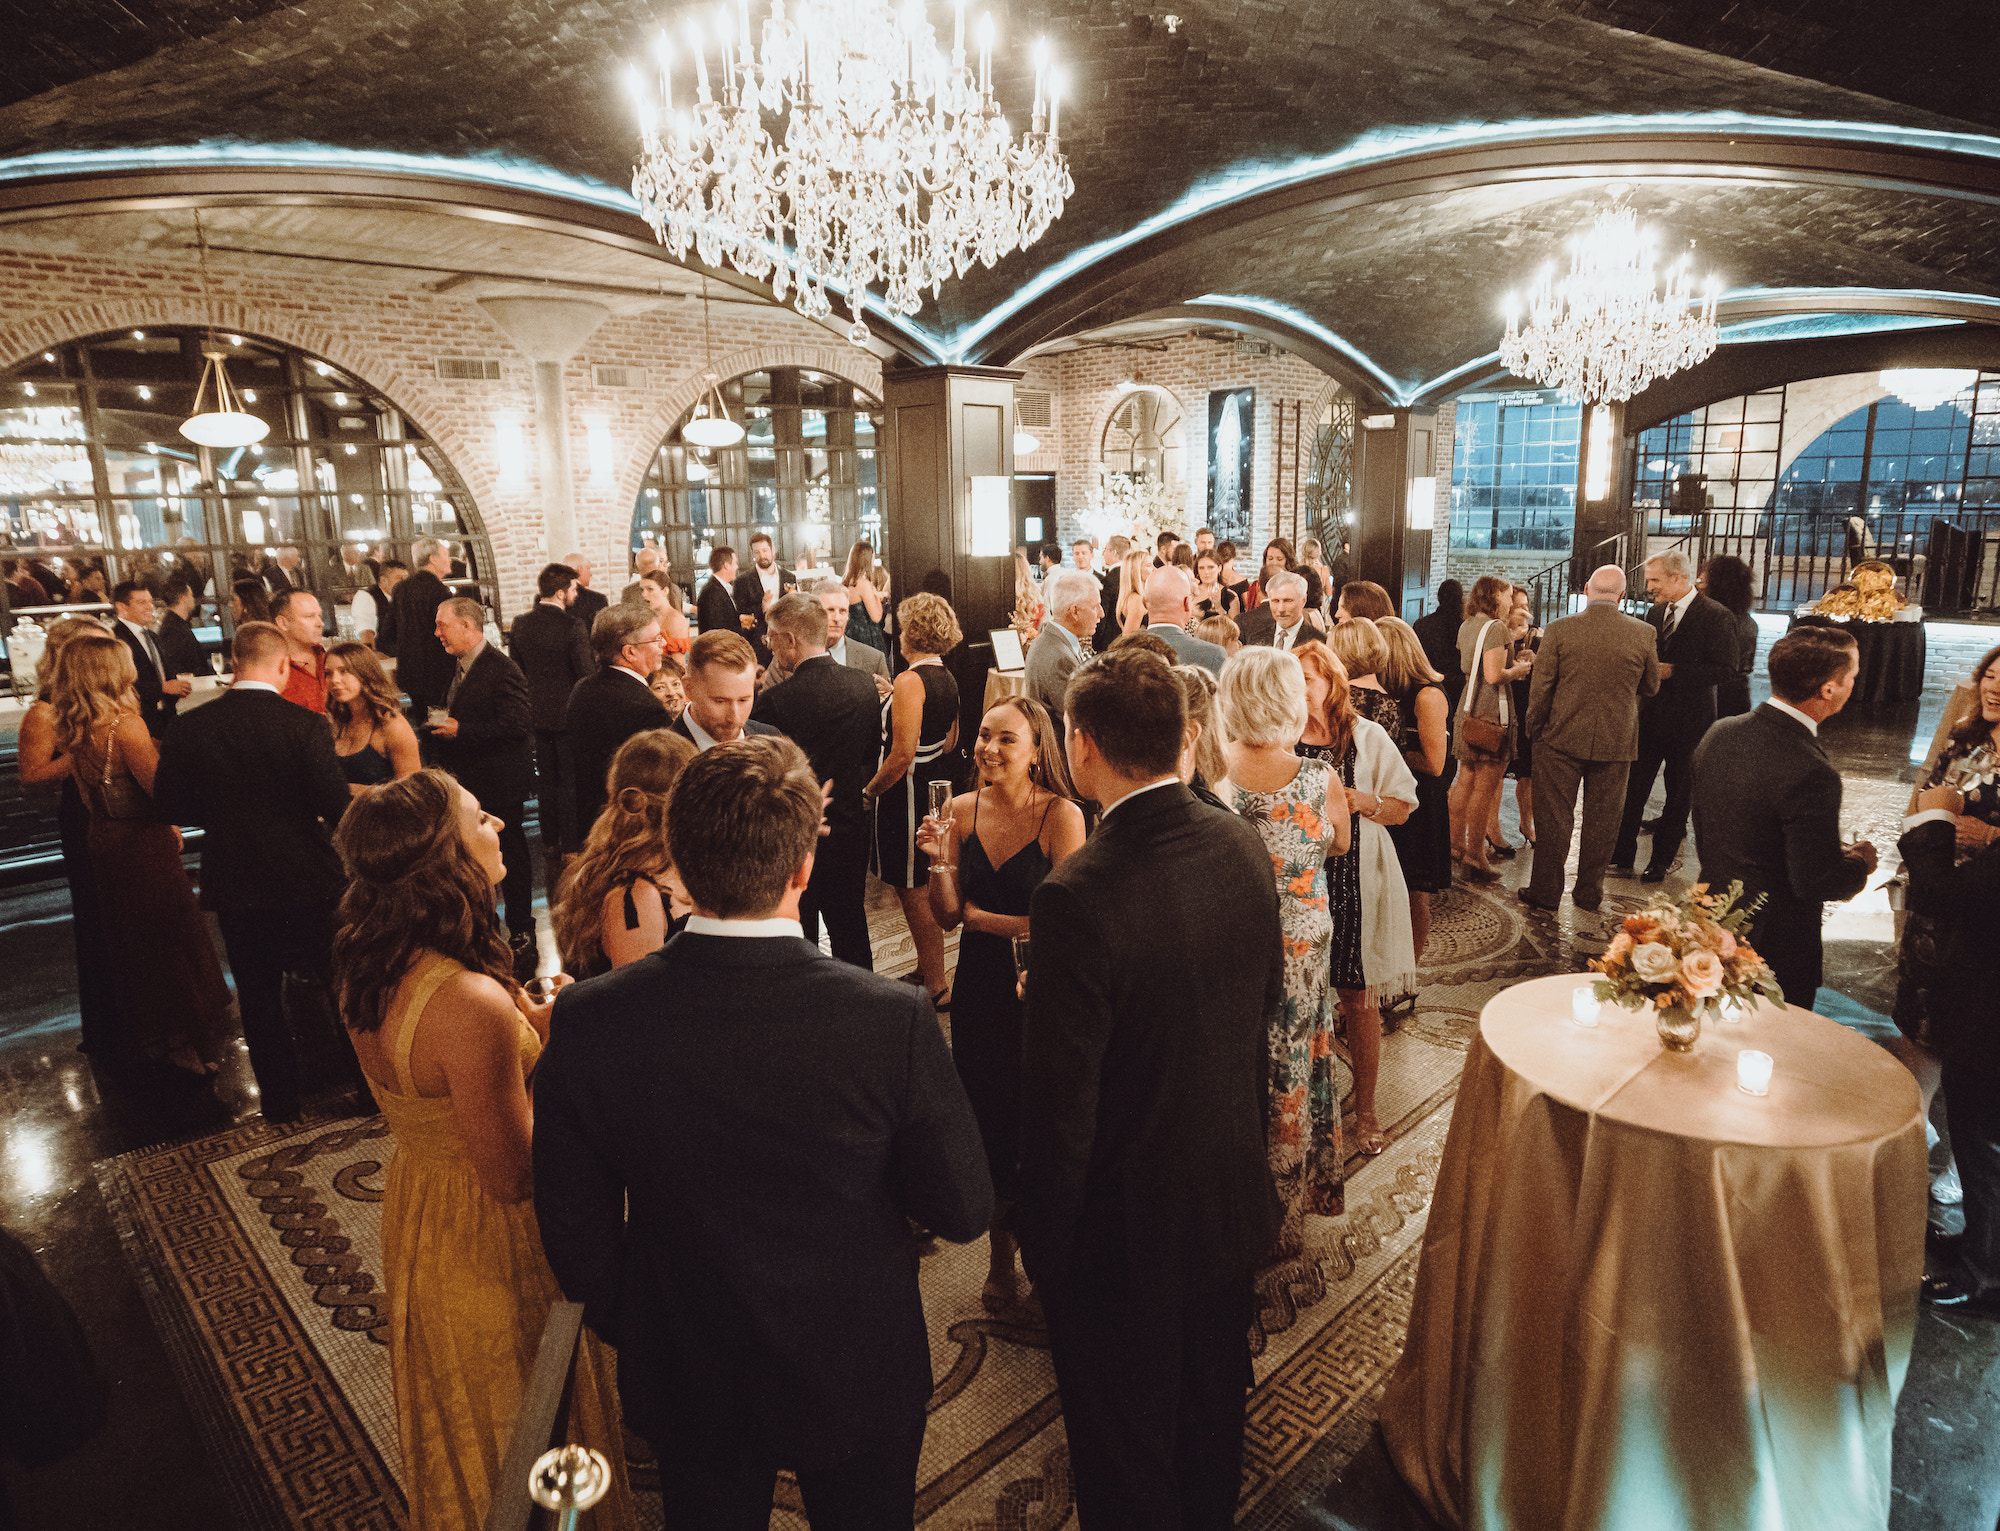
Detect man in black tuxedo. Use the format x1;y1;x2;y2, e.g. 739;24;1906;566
153;622;359;1123
155;577;205;679
1236;570;1327;652
110;579;192;739
510;563;595;874
1690;626;1874;1007
564;551;608;633
752;593;881;968
1611;550;1740;881
733;532;798;666
1019;649;1285;1529
563;603;668;834
350;559;405;655
533;736;991;1527
389;536;455;715
671;630;779;753
1093;535;1130;652
696;546;741;637
427;596;538;978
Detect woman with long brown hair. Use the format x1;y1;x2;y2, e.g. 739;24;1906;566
49;631;231;1074
1376;617;1453;966
326;640;420;791
917;694;1084;1309
1295;639;1416;1158
16;616;116;1050
1449;575;1529;879
333;769;635;1531
841;540;888;654
554;729;696;978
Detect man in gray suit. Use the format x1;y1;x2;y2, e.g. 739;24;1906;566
815;578;891;697
1523;566;1660;936
1138;567;1227;674
1027;569;1101;729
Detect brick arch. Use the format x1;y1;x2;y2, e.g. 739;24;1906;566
0;295;497;539
615;343;885;519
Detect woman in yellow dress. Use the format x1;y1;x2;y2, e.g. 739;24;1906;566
332;769;635;1531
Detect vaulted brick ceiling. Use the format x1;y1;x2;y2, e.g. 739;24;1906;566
0;0;1994;399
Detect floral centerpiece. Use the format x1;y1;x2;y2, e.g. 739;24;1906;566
1589;881;1782;1051
1079;470;1183;549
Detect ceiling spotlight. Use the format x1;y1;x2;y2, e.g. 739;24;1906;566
41;351;53;362
132;330;145;340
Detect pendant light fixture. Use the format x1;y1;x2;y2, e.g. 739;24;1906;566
179;214;269;449
682;277;745;449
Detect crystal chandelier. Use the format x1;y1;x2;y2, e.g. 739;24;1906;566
1880;369;1977;412
1500;192;1720;403
626;0;1074;345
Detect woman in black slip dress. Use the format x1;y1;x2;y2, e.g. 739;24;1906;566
918;694;1085;1312
867;592;964;1008
553;730;696;979
327;642;421;792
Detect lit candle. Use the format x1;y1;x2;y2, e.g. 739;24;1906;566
1048;68;1060;137
1571;985;1601;1027
1033;37;1047;122
626;65;649;127
978;12;993;95
739;0;753;71
654;32;674;113
688;22;711;98
1716;995;1743;1023
954;0;965;59
1737;1050;1773;1097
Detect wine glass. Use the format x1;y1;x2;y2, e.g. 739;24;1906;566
209;652;227;677
1012;934;1031;978
927;779;954;868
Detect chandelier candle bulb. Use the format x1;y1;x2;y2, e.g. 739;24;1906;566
979;13;993;95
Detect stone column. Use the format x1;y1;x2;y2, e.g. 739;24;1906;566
477;297;613;558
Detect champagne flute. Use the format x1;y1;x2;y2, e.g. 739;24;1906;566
209;652;226;677
1012;933;1031;978
927;779;955;869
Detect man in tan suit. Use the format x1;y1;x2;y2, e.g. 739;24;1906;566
1523;566;1661;937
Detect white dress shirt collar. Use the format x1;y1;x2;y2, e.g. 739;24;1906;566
1767;697;1820;737
683;712;721;752
232;680;281;695
1045;620;1082;657
612;663;652;688
830;637;848;666
685;914;805;939
1100;775;1180;818
1276;620;1304;651
1666;586;1698;625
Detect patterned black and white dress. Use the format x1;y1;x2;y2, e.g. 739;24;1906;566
873;662;960;889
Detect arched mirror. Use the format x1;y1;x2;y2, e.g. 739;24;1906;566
1101;387;1185;484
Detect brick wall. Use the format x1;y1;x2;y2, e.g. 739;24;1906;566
0;246;880;618
1019;335;1341;552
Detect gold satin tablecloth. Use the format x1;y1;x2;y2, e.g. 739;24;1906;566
1380;974;1926;1531
983;667;1029;713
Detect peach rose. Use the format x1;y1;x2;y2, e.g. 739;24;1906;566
1631;942;1679;982
1606;933;1634;961
1714;929;1737;960
1680;948;1725;998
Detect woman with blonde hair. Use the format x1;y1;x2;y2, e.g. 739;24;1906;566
1172;663;1231;805
17;615;116;1049
1195;612;1241;656
866;591;963;1006
334;770;636;1531
1011;550;1044;634
327;640;421;791
917;694;1084;1309
1376;617;1453;965
842;540;888;654
1294;639;1417;1157
555;729;697;978
50;631;231;1074
1116;546;1151;636
1219;646;1351;1259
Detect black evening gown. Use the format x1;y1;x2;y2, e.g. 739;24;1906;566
950;794;1058;1203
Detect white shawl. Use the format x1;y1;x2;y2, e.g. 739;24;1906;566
1350;716;1419;996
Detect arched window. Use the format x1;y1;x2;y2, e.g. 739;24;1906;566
0;326;488;692
632;367;882;575
1100;387;1184;485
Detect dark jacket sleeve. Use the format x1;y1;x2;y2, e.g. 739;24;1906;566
1783;759;1869;904
298;709;354;824
151;726;200;825
568;615;594;684
1899;817;2000;922
1524;625;1558;739
1017;877;1115;1280
451;655;532;750
530;1012;629;1343
886;990;994;1244
1673;601;1740;691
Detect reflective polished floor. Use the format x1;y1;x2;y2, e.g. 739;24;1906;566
2;621;1997;1530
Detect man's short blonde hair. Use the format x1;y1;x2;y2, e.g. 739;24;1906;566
1218;645;1307;749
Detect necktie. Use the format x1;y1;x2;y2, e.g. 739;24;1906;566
141;627;164;680
1279;625;1293;651
447;659;469;708
1660;603;1679;648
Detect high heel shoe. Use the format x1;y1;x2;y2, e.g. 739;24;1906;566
1462;860;1499;883
1485;836;1516;860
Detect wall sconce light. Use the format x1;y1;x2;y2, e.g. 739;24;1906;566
1408;475;1437;530
586;416;616;486
495;413;528;491
1584;404;1614;502
1013;430;1041;456
969;475;1012;556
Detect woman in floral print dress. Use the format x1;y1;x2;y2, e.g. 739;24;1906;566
1218;646;1353;1261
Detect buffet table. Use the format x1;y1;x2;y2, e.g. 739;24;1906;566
1380;973;1926;1531
1787;613;1927;704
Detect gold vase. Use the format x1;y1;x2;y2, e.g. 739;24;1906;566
1656;1002;1702;1053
